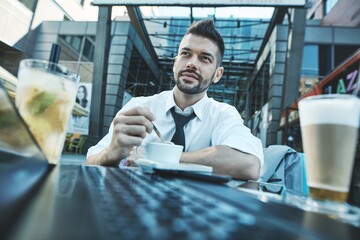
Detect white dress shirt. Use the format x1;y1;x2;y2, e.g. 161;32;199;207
87;89;264;166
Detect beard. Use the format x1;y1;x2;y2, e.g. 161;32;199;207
175;69;217;95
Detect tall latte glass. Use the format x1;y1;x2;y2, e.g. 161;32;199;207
16;59;79;164
298;94;360;202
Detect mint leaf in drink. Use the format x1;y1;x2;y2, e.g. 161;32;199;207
27;91;56;115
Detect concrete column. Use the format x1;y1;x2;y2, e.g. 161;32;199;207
87;6;112;147
282;8;307;109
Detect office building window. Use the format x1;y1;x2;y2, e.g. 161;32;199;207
302;45;319;77
60;35;95;62
126;48;157;97
334;45;359;67
82;37;95;62
248;55;270;118
301;45;320;95
319;45;334;77
64;36;82;52
302;44;358;80
325;0;339;14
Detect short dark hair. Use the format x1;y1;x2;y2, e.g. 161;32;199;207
185;19;225;65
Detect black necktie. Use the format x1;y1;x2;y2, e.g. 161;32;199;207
170;107;196;150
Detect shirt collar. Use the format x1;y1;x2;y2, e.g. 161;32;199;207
165;88;209;121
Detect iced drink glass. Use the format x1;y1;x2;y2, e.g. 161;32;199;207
298;94;360;202
16;59;79;164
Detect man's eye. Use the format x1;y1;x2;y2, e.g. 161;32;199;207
202;56;212;63
180;52;189;56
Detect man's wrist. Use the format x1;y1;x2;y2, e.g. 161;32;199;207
99;146;127;166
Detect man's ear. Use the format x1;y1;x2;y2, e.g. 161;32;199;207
212;67;224;84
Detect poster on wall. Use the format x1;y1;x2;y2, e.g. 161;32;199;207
67;83;92;135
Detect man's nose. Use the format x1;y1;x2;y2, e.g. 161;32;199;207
186;57;198;70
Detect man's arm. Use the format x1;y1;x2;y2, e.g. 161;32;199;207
85;107;155;166
180;145;261;180
86;146;128;166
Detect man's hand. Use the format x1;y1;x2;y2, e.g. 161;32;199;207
86;107;155;166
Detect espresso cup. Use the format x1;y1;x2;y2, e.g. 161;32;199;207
136;142;183;164
298;94;360;202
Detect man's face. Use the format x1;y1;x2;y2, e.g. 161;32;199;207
173;34;223;95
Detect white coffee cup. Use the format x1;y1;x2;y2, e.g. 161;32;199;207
136;142;183;164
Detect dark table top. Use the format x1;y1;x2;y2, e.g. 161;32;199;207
4;155;360;240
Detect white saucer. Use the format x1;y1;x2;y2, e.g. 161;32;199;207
134;158;213;173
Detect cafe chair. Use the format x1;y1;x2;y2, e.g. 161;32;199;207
63;133;73;153
68;135;87;154
259;145;309;195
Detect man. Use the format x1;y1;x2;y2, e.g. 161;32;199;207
86;19;263;180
